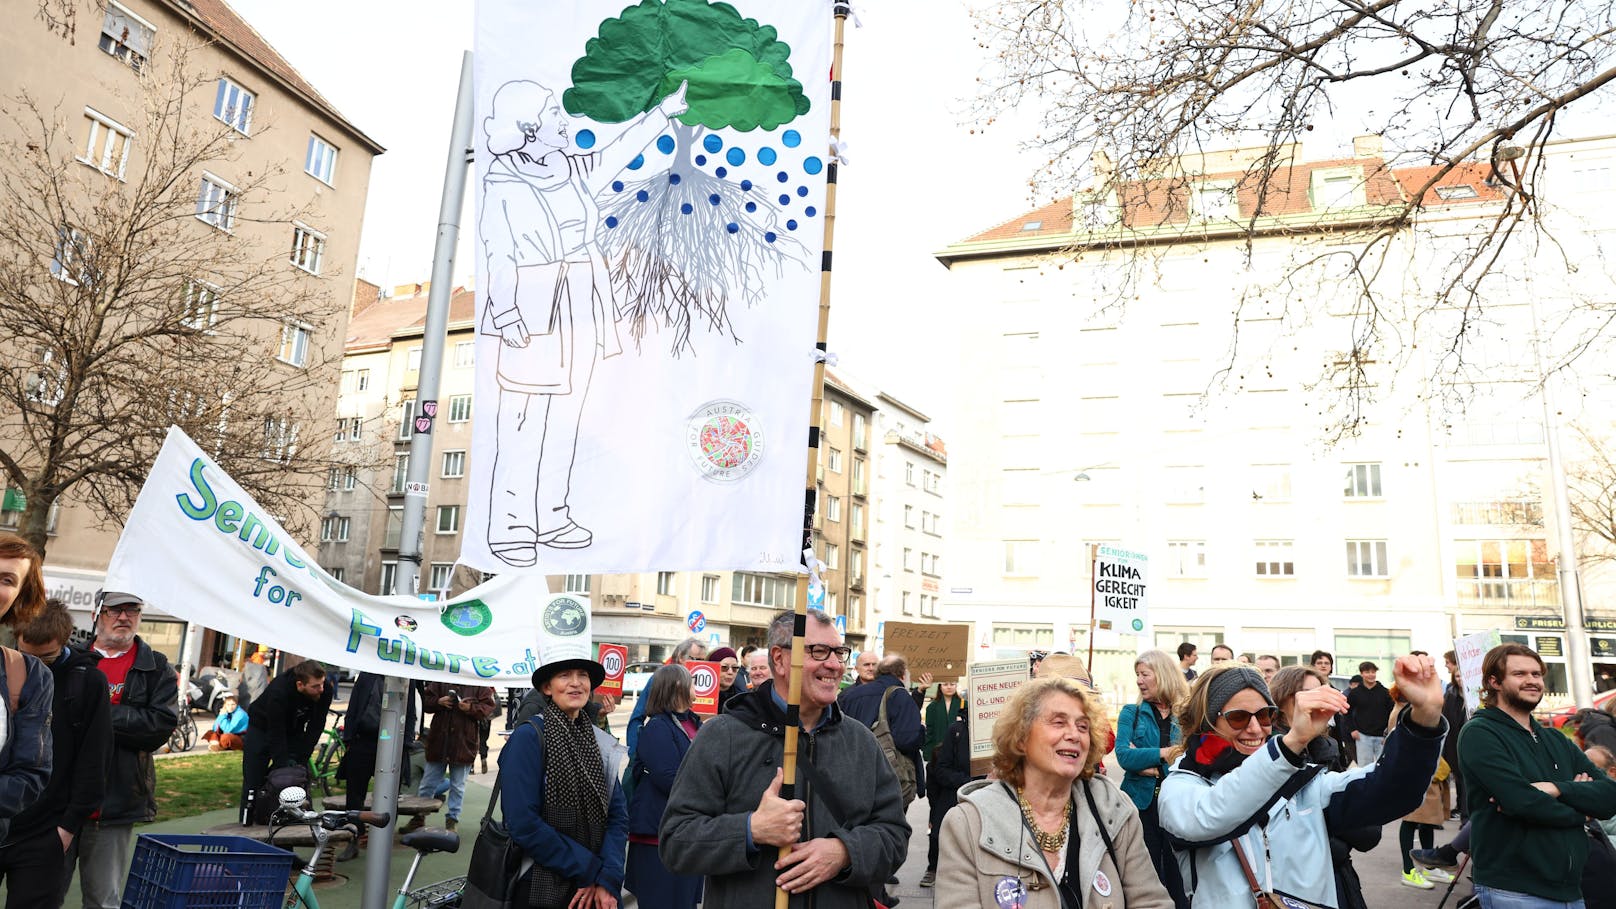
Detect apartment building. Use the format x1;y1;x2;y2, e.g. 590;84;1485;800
867;392;949;650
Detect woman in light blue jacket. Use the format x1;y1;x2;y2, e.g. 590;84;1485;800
1116;649;1189;908
1158;660;1446;907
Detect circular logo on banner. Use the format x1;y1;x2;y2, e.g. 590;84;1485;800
440;600;494;637
543;597;587;636
686;400;765;482
394;615;419;632
1131;618;1145;632
601;650;624;678
690;664;718;698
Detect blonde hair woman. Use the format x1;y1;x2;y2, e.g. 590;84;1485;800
1116;650;1190;907
937;677;1172;908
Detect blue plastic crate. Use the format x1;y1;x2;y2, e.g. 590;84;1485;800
122;834;297;909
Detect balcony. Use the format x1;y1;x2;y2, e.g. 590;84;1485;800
1453;500;1544;526
1456;579;1560;609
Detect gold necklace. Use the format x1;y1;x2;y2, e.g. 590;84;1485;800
1016;787;1071;852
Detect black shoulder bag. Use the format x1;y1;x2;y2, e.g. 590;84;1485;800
461;718;541;909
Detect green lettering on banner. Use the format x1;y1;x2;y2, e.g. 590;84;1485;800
347;610;383;653
419;650;445;671
214;501;244;534
445;654;467;673
176;458;219;520
471;657;500;678
378;639;403;662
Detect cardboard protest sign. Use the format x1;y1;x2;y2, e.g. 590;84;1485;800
1455;629;1503;713
884;622;970;681
968;658;1031;777
596;643;628;697
687;660;723;715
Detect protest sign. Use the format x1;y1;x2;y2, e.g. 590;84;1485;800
104;427;565;684
596;643;628;697
1455;629;1504;713
968;658;1031;777
1093;544;1149;633
465;0;833;575
884;622;970;681
687;660;723;715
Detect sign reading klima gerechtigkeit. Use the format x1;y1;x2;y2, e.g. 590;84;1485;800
1093;544;1149;634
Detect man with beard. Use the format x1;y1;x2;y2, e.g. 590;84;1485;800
1459;643;1616;908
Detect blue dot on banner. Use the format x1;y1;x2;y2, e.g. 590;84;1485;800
726;222;739;234
680;203;693;215
576;129;596;149
758;147;778;165
695;154;707;166
611;180;624;193
806;206;818;217
669;173;682;185
636;190;649;202
797;186;809;197
726;147;746;166
783;130;801;148
804;156;824;175
765;231;777;243
709;194;721;206
787;219;798;231
745;201;757;213
605;216;618;229
777;171;789;183
656;135;675;155
741;179;752;191
715;167;728;178
779;194;791;205
703;134;724;153
628;155;644;170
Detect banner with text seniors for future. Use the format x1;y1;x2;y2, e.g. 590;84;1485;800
105;428;586;684
464;0;832;575
1093;544;1149;634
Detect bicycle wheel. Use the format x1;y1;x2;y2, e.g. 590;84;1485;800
315;738;345;797
169;716;197;753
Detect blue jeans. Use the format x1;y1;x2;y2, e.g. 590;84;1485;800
1475;884;1584;909
1355;734;1386;766
417;761;470;820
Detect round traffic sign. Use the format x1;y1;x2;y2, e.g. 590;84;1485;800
691;664;718;697
687;610;706;633
601;650;623;678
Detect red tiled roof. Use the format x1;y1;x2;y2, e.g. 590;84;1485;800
344;287;477;352
1392;161;1506;205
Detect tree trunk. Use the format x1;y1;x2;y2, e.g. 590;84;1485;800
20;489;53;561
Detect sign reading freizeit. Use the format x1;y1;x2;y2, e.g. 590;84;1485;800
884;622;970;682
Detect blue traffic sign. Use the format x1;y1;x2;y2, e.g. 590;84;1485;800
834;615;847;633
687;610;706;633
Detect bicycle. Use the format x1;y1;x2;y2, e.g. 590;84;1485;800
271;786;465;909
308;710;346;797
168;673;200;754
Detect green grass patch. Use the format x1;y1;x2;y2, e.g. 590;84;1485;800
147;751;243;824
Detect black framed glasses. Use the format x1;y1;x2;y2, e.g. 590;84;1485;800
803;644;852;663
1218;706;1280;729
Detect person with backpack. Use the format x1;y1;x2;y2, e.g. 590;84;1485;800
241;660;332;820
838;652;924;809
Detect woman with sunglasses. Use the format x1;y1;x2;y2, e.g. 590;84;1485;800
1158;659;1447;907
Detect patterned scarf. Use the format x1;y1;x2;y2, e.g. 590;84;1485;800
539;699;608;851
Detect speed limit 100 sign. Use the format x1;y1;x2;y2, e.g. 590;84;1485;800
596;643;627;697
686;660;722;716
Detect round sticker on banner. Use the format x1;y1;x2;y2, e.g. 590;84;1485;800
1131;618;1145;632
993;876;1026;909
690;664;718;699
440;599;494;637
544;597;587;636
685;399;765;482
1093;870;1113;897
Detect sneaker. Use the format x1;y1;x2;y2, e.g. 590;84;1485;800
445;817;458;832
1411;846;1460;870
919;870;935;888
1424;868;1456;884
1401;869;1434;890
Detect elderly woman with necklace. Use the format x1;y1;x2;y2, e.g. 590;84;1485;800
937;677;1172;908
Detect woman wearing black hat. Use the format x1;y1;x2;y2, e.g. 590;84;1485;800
1158;659;1446;908
501;651;629;909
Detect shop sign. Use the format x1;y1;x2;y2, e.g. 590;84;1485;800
1535;636;1564;658
1591;637;1616;659
1514;616;1566;631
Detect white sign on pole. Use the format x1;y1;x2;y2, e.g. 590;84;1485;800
968;658;1032;775
1093;544;1149;633
1455;629;1504;713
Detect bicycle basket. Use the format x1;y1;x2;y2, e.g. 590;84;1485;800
407;875;466;908
122;834;296;909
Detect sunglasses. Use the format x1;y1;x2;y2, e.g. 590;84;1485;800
803;644;852;663
1218;706;1281;729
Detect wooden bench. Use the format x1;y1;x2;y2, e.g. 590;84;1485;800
200;822;354;883
321;794;444;835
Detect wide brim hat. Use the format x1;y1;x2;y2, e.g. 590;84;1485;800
532;658;605;692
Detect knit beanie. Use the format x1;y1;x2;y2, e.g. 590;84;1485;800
709;646;738;663
1205;666;1275;721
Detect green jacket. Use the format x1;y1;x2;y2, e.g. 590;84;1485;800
1458;706;1616;901
923;694;962;761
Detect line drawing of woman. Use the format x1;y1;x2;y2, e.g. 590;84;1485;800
479;79;689;567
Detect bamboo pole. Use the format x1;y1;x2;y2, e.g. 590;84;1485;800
777;5;850;906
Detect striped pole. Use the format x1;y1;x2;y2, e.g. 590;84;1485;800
777;4;850;906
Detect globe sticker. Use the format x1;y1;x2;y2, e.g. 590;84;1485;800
685;399;764;482
441;600;494;637
1132;618;1145;632
394;615;418;632
543;597;587;636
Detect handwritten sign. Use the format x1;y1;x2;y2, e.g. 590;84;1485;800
968;658;1031;777
1093;544;1149;633
884;622;970;682
686;660;722;716
1455;629;1503;713
595;643;627;697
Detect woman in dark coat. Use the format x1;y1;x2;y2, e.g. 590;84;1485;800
418;681;496;830
625;665;703;909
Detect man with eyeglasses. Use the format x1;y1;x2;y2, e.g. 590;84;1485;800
67;591;177;909
661;609;910;909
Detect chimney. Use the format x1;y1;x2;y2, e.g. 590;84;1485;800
1352;135;1384;159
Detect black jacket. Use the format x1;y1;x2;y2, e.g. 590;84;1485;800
99;636;178;825
1442;680;1468;768
8;645;110;842
1345;682;1394;737
1580;709;1616;753
926;713;970;811
0;650;54;843
247;670;333;768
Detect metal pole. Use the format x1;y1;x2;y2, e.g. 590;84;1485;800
1542;380;1595;707
362;50;475;909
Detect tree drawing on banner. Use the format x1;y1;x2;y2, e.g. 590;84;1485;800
476;0;817;566
566;0;818;353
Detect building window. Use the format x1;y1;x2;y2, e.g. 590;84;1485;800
98;2;154;71
905;462;916;486
213;77;255;135
196;173;239;230
1453;500;1544;525
826;592;839;616
656;572;675;596
454;341;475;368
902;591;912;615
391;453;410;493
1346;540;1389;577
436;505;460;534
903;505;914;528
78;108;132;179
732;572;796;608
1252;464;1292;502
701;575;719;603
853;413;867;449
327;567;345;583
1455;539;1557;606
828;401;845;426
564;574;591;593
823;543;840;570
825;496;841;522
1255;540;1296;577
399;400;416;440
260;417;296;462
379;561;398;594
290;224;326;275
1167;541;1208;577
340;369;370;393
827;447;842;472
923;469;940;494
903;547;914;572
853;459;867;495
180;279;220;330
319;515;350;542
442;450;466;478
277;322;311;367
51;226;94;286
383;506;404;549
406;347;423;372
993;624;1055;648
448;394;472;423
428;563;453;594
1344;463;1382;498
852;550;864;582
850;503;864;534
305;134;338;185
334;416;361;442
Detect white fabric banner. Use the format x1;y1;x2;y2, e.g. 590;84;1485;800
105;428;587;684
464;0;831;575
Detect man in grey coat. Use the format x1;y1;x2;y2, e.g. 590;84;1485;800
661;609;910;908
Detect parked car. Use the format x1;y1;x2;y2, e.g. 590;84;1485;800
1543;688;1616;730
619;661;663;701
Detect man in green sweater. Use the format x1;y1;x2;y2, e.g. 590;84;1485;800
1459;642;1616;907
